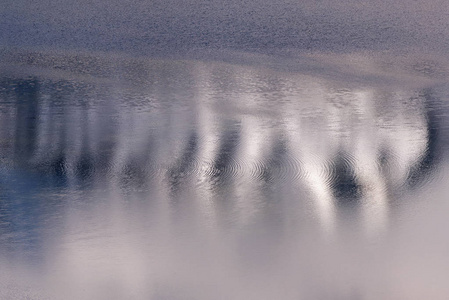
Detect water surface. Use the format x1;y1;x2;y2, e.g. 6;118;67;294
1;49;449;299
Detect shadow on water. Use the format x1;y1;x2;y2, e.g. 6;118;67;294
258;138;289;184
210;124;241;187
331;151;361;206
167;132;198;195
406;89;442;189
13;79;39;162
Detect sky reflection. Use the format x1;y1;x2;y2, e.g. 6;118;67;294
1;51;449;299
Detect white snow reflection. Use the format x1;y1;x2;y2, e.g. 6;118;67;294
0;51;449;299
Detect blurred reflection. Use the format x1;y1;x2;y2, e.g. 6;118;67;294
0;52;448;299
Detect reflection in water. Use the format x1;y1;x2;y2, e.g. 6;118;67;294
406;89;441;188
1;52;449;299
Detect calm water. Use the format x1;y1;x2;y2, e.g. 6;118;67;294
2;3;449;297
1;49;449;299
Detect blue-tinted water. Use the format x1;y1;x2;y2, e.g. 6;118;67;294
2;1;449;299
1;50;449;299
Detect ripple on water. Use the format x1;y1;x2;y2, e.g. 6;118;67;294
405;150;443;192
375;147;406;191
327;152;361;203
204;157;245;184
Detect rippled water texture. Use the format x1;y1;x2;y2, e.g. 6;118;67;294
1;49;449;299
